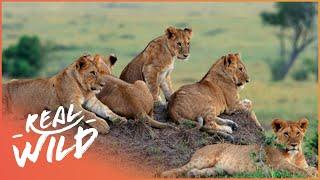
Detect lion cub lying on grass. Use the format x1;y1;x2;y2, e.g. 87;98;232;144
97;75;171;128
2;54;126;134
168;53;252;139
160;118;317;178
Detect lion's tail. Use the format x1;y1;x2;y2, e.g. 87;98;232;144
143;114;174;129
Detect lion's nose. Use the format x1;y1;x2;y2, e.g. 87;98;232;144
291;143;298;147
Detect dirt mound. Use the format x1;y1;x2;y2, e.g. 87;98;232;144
90;106;265;176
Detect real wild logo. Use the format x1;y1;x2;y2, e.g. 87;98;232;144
11;104;98;168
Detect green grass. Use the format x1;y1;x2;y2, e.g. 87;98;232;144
216;169;305;178
2;3;318;177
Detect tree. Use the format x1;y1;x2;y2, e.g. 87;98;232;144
3;35;44;78
261;2;317;80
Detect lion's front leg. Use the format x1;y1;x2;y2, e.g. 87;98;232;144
160;75;174;102
143;65;162;103
72;103;110;134
225;99;253;114
85;96;127;125
276;160;314;177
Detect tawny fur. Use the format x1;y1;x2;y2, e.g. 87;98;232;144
97;75;170;128
160;118;317;178
2;54;127;134
168;53;251;135
120;26;193;104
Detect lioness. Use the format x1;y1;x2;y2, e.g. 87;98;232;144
97;75;171;128
160;118;317;178
168;53;251;138
120;26;193;105
2;54;126;134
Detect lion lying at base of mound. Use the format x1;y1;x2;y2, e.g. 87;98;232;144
160;118;318;178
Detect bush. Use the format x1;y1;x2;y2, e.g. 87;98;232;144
292;68;309;81
2;35;44;78
268;59;287;81
291;58;316;81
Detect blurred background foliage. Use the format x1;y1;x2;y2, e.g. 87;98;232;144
2;2;318;170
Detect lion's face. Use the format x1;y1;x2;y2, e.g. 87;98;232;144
75;54;117;94
271;118;308;153
165;26;193;61
223;53;250;89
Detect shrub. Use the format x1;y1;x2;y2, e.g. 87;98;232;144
268;59;287;81
2;35;44;78
291;58;316;81
292;68;309;81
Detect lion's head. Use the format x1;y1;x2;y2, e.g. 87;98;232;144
208;53;249;89
74;54;117;94
271;118;308;153
165;26;193;61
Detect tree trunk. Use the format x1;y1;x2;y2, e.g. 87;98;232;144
279;28;286;60
279;49;300;80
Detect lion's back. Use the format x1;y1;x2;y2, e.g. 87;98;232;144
120;55;145;83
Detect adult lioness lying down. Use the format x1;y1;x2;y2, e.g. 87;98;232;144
2;54;126;134
168;53;252;138
160;118;317;178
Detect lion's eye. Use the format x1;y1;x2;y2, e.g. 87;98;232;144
296;132;300;136
239;67;243;71
90;71;96;75
187;42;190;46
284;132;289;137
177;42;182;47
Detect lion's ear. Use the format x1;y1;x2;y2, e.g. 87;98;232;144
108;54;117;67
184;28;193;38
271;118;287;133
224;54;235;67
165;26;177;39
298;118;309;133
76;56;89;70
235;52;241;59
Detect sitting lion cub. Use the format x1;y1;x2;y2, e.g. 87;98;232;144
168;53;251;138
2;54;127;134
120;26;193;105
160;118;317;178
97;75;170;128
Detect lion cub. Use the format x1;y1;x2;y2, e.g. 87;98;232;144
120;26;193;105
2;54;126;134
160;118;317;178
168;53;251;138
97;75;170;128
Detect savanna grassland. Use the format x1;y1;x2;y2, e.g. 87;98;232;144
2;2;318;167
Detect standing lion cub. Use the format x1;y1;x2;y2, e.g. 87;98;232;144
168;53;252;139
160;118;317;178
120;26;193;105
2;54;126;134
